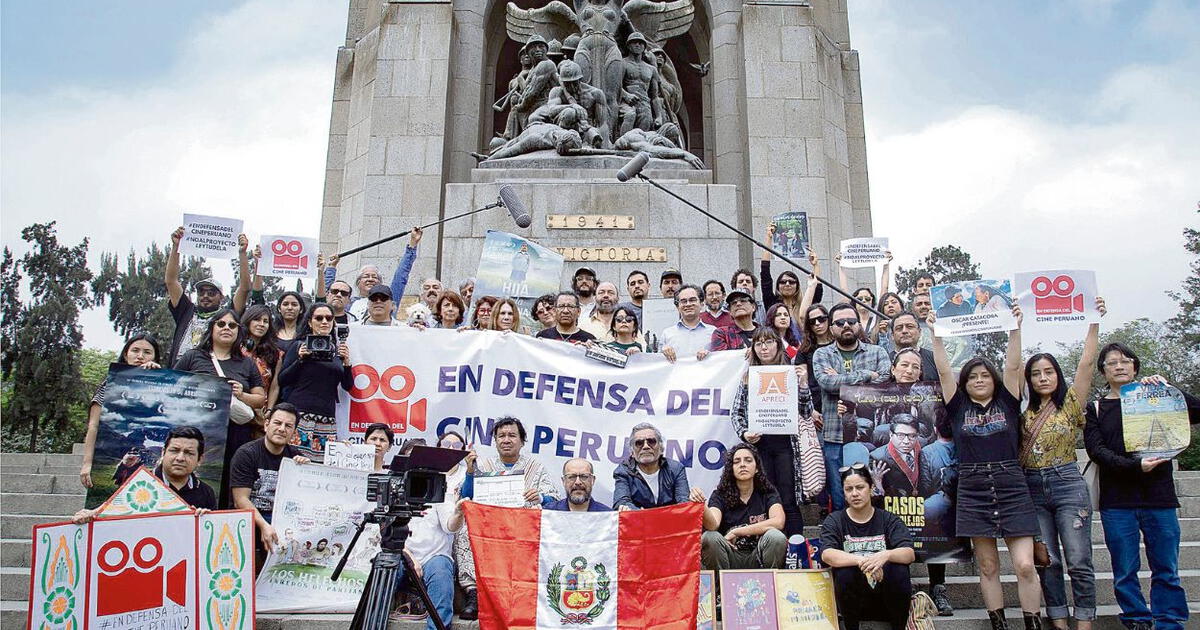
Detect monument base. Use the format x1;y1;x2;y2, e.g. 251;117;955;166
471;150;711;184
442;167;740;289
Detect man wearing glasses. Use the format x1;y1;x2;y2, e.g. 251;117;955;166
534;291;597;344
710;289;762;351
547;459;612;512
323;227;424;320
612;423;706;510
165;226;251;365
326;279;358;324
813;302;891;510
869;415;935;498
660;284;713;362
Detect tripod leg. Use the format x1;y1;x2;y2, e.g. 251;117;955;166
351;552;405;630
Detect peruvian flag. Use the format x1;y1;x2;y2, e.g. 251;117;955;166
461;502;703;630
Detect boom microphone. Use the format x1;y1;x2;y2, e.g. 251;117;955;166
497;185;531;228
616;152;651;182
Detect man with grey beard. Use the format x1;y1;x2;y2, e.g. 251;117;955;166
581;281;620;341
612;423;706;510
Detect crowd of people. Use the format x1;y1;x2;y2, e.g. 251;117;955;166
74;223;1199;630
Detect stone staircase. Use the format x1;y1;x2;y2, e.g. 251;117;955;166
2;448;1197;628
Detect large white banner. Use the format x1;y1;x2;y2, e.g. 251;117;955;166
255;459;379;613
337;327;745;503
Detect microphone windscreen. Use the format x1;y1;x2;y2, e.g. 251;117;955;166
498;185;532;228
616;152;651;182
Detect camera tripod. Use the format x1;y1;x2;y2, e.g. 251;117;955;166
331;512;449;630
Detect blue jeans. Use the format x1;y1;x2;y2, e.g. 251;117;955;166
1025;463;1095;621
402;554;455;630
822;441;844;510
1100;508;1189;630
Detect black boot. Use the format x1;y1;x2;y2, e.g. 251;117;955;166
461;587;478;620
988;609;1009;630
1023;611;1043;630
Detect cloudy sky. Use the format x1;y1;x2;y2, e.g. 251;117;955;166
2;0;1196;352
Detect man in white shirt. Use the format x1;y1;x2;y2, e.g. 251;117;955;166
659;284;712;363
581;281;620;341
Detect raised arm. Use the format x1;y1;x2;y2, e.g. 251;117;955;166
1003;304;1023;399
798;249;821;316
314;253;327;300
879;250;893;296
926;312;957;402
390;228;422;299
1072;297;1106;402
323;254;339;290
834;251;851;295
232;234;250;313
165;226;184;307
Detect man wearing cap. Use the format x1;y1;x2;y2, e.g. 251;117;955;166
711;289;762;351
935;286;972;317
660;268;682;299
324;227;423;322
360;285;402;326
166;226;251;365
572;266;598;317
660;284;712;363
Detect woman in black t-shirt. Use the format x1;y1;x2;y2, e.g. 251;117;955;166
820;465;915;630
700;443;787;571
174;308;267;507
276;303;354;464
929;306;1043;630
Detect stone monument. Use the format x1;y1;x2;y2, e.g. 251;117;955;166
319;0;873;294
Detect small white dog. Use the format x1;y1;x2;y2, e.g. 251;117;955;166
404;302;433;329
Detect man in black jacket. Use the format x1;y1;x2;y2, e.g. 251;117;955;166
1084;343;1199;630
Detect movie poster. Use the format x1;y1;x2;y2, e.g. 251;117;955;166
838;382;970;562
86;366;232;509
254;459;377;612
474;230;564;303
770;212;809;260
931;279;1017;337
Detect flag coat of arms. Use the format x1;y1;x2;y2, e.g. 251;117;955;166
462;502;703;630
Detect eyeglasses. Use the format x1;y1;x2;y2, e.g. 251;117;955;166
753;339;779;347
808;315;828;325
214;320;239;330
832;318;859;328
368;295;391;303
893;432;917;441
329;288;351;297
633;437;659;448
729;297;753;306
778;279;798;286
1103;358;1135;368
563;474;595;482
312;315;334;323
677;297;700;305
556;304;578;311
614;316;636;323
198;288;222;297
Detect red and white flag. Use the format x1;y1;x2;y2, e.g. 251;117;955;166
462;502;703;630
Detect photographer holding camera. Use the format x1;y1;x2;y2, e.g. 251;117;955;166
276;302;354;463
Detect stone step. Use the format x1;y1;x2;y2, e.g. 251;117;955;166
0;492;84;517
0;539;31;569
0;514;72;540
0;464;80;477
0;567;26;601
933;570;1200;610
907;542;1200;578
923;603;1200;630
0;473;85;496
801;517;1200;544
73;443;84;456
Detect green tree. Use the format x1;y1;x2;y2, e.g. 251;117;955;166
1;222;94;452
1166;210;1199;348
894;245;980;297
91;243;212;344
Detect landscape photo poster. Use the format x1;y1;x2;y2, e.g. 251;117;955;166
1121;383;1191;459
86;366;231;509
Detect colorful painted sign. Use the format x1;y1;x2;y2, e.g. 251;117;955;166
1121;383;1192;459
719;570;778;630
697;570;715;630
774;570;838;630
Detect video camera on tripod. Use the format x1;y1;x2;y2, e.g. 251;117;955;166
331;444;466;630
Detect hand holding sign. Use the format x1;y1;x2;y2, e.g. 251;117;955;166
838;237;889;268
181;213;244;258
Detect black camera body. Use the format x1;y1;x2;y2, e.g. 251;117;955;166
364;446;466;519
305;333;335;361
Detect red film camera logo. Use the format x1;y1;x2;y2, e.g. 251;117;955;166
349;364;428;434
271;239;308;271
95;538;187;616
1030;275;1084;315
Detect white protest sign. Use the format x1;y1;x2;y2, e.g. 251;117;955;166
930;279;1017;337
260;234;319;278
181;213;243;258
643;298;679;347
839;237;889;268
747;365;799;435
325;441;375;471
1013;270;1100;326
474;474;527;507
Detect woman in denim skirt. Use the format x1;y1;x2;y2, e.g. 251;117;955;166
928;305;1042;630
1019;297;1106;630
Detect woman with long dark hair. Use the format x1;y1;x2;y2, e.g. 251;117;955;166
929;305;1042;630
273;291;308;354
730;328;814;536
175;308;268;506
701;442;787;570
764;303;801;359
79;333;164;489
241;305;283;431
796;303;835;410
820;464;915;630
276;303;354;463
761;225;822;336
873;291;906;348
1019;297;1106;630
